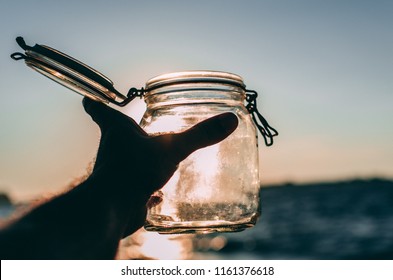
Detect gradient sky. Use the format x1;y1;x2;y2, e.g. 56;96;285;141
0;0;392;200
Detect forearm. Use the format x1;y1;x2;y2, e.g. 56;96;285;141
0;172;149;259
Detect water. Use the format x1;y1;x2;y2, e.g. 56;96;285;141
193;179;393;259
2;179;393;260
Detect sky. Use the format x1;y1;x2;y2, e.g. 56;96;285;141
0;0;392;201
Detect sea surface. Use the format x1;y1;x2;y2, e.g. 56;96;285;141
2;179;393;260
192;179;393;260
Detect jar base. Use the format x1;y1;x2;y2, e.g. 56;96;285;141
144;215;258;234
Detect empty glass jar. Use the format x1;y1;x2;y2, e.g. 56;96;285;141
140;71;260;234
11;38;278;235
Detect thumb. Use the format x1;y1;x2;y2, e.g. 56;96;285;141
170;112;238;162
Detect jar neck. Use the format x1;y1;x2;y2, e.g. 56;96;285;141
144;82;246;109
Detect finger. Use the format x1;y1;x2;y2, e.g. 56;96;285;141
147;195;163;209
171;112;238;161
82;97;116;129
83;97;146;135
83;97;124;129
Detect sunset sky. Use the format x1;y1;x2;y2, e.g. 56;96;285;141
0;0;392;200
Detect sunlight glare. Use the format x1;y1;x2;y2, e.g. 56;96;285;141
186;144;220;201
138;232;193;260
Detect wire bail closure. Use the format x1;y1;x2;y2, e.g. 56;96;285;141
245;89;278;146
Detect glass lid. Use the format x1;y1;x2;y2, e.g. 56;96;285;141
10;37;142;107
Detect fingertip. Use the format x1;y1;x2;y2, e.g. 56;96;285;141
170;112;239;162
82;97;91;111
147;195;163;209
217;113;238;134
82;97;104;115
82;97;112;129
82;97;147;135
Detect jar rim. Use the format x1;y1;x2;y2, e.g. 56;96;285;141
145;70;246;93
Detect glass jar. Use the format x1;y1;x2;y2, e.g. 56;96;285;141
140;71;260;234
12;38;278;235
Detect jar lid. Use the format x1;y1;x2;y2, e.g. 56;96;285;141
11;37;127;104
145;71;246;93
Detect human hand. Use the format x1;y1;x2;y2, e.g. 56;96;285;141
0;97;238;260
83;97;238;235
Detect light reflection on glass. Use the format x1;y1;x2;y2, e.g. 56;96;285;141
186;144;219;201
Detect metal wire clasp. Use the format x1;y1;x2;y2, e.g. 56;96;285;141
245;90;278;146
114;87;145;107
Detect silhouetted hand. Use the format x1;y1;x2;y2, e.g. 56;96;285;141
83;97;238;236
0;97;238;259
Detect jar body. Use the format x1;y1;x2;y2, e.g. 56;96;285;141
140;71;260;234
